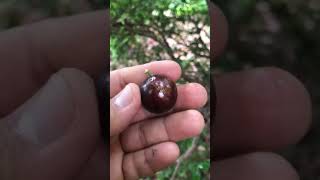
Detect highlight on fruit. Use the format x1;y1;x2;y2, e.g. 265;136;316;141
140;69;177;114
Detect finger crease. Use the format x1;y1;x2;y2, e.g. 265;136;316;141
162;117;171;141
118;70;128;90
124;154;138;179
144;148;155;175
139;123;149;148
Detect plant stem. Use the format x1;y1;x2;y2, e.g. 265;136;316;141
144;69;153;77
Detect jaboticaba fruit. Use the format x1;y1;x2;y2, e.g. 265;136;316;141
140;69;177;114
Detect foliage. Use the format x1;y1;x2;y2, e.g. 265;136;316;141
110;0;210;86
111;0;210;179
0;1;210;179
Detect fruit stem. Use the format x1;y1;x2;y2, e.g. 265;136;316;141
144;69;153;77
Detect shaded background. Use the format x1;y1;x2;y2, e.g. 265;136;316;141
111;0;210;179
4;0;319;179
0;0;104;30
0;0;210;179
214;0;320;179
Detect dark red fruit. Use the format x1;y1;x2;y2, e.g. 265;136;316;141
140;70;177;114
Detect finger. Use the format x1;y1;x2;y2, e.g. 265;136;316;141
132;83;208;122
212;152;299;180
209;2;228;59
0;10;107;117
121;110;204;152
110;83;141;136
77;142;107;180
110;138;125;180
2;68;100;180
213;67;312;158
122;142;179;180
110;60;181;97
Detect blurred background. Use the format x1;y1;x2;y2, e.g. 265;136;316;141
214;0;320;179
0;0;104;30
0;0;211;179
5;0;319;179
111;0;210;179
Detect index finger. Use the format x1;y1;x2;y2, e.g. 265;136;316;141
110;60;181;98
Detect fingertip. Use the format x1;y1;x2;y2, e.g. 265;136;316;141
11;68;101;179
250;152;298;178
169;142;180;159
178;83;208;108
261;67;312;143
182;110;205;137
197;83;209;107
157;142;180;163
163;60;182;79
214;152;300;180
126;83;141;106
214;67;312;156
147;60;182;81
58;68;95;92
192;110;206;134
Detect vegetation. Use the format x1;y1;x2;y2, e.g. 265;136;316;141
3;0;320;179
111;0;211;179
0;0;210;179
111;0;210;85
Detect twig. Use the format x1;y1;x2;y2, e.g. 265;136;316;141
169;105;210;180
158;30;178;61
170;137;200;180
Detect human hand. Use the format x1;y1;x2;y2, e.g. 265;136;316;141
210;2;312;180
110;60;207;179
0;11;110;180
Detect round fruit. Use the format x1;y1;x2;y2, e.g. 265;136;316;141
140;69;177;114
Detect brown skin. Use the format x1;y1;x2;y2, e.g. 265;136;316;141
140;73;177;114
110;61;207;179
0;2;311;180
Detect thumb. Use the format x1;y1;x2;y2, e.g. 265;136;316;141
110;83;141;136
1;68;100;180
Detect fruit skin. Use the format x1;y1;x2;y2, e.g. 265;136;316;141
140;74;177;114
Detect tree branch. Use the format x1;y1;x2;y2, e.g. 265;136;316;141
159;32;177;61
170;137;200;180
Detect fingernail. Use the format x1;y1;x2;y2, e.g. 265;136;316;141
114;85;133;109
11;72;73;147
